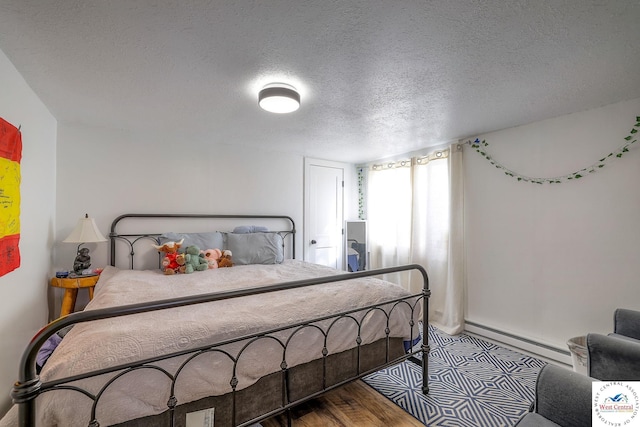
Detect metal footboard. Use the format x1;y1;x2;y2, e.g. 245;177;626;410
11;265;429;427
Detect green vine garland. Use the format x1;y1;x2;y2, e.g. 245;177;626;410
468;116;640;184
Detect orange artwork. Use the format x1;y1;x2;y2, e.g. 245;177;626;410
0;117;22;276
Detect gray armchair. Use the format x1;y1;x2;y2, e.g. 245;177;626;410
587;307;640;380
514;364;593;427
516;308;640;426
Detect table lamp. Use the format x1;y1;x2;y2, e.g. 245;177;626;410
63;214;107;275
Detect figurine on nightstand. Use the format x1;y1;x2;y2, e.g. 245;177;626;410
73;247;91;274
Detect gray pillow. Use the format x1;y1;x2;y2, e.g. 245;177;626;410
232;225;269;234
226;233;284;265
159;231;224;251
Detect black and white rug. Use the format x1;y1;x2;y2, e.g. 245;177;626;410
363;326;547;426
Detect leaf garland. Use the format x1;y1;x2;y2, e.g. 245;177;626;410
468;116;640;184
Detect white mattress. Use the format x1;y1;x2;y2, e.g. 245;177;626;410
2;260;420;427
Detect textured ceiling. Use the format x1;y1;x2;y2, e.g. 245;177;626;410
1;1;639;163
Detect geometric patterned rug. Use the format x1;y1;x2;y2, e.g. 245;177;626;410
363;325;547;426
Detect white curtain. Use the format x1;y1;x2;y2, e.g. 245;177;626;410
367;144;464;335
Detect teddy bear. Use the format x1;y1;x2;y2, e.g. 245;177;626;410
201;248;222;269
152;239;184;275
218;249;233;268
180;245;209;274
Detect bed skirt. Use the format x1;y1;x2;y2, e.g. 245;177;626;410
112;338;405;427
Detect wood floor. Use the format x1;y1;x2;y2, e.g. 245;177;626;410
261;380;424;427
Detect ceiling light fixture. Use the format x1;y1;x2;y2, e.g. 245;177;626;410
258;83;300;114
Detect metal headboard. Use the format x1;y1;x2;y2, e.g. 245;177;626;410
109;213;296;269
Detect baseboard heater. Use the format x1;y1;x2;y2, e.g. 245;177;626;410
464;320;573;366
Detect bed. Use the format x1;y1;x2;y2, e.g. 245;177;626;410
7;213;430;427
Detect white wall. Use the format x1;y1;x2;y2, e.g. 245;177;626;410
0;49;57;417
464;98;640;357
54;123;306;282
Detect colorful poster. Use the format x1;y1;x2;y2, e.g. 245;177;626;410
0;117;22;276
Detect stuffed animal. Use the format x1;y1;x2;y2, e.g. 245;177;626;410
175;252;187;271
201;248;222;269
161;253;181;275
152;239;184;275
218;249;233;268
181;245;209;274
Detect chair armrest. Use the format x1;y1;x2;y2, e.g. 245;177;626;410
614;308;640;340
588;333;640;380
533;364;594;427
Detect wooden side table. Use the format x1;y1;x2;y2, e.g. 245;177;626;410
50;275;100;317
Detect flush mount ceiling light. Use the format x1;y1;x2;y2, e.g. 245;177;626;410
258;83;300;114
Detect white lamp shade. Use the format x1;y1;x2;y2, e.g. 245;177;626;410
63;215;107;243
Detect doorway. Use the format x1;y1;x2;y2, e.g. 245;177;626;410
304;158;345;269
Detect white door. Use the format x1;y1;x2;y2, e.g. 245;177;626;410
304;159;344;269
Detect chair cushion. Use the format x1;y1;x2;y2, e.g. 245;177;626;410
514;413;561;427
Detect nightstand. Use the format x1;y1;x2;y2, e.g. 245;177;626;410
50;275;100;317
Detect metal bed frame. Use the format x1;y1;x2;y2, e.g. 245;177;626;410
11;213;430;427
